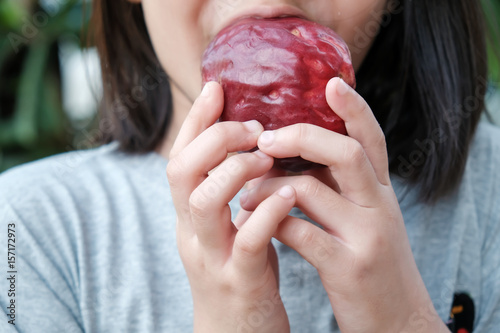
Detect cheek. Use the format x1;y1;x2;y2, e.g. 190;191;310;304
306;0;388;71
142;0;207;98
338;15;384;70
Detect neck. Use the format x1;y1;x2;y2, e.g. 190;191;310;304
155;82;196;159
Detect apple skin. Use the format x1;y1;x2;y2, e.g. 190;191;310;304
202;17;356;172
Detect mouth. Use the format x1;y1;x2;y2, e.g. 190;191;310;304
213;4;309;38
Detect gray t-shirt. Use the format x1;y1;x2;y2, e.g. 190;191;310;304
1;122;499;333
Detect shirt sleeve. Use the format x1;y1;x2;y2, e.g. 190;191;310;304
473;206;500;331
0;191;84;333
473;133;500;332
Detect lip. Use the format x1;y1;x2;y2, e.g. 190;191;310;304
214;4;309;37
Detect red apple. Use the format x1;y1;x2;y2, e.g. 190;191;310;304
202;17;356;171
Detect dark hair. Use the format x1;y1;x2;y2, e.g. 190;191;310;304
91;0;488;202
356;0;487;202
90;0;172;152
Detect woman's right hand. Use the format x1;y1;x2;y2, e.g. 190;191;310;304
167;82;294;333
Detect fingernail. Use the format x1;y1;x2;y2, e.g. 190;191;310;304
278;185;294;199
201;83;211;97
336;78;349;96
243;120;262;133
253;150;269;159
259;131;275;146
240;190;249;205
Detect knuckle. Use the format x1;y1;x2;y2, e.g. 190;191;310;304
211;155;247;185
296;123;312;143
188;189;211;219
177;244;197;266
226;154;248;175
352;257;371;283
213;122;258;149
166;156;186;187
342;139;366;166
353;234;386;279
352;248;374;281
235;232;259;257
177;237;202;267
296;175;321;197
257;199;275;218
296;227;316;250
208;122;226;139
211;166;235;189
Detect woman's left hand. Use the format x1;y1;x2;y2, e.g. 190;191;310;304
240;78;450;333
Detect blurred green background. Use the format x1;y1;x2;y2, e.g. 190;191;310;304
0;0;99;172
1;0;500;172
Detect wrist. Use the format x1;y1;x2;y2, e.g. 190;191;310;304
193;314;291;333
192;291;291;333
397;302;450;333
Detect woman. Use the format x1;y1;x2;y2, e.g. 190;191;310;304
1;0;498;332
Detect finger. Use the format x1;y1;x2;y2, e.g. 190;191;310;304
233;164;287;229
185;121;264;175
233;186;296;278
167;120;263;220
246;166;286;191
274;216;354;274
170;81;223;158
257;124;380;206
240;175;357;240
190;151;274;250
233;208;252;230
326;77;390;185
234;166;286;229
303;167;340;193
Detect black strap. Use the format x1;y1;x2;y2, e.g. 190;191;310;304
446;293;475;333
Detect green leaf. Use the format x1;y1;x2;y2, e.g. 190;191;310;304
38;69;65;135
0;0;27;30
482;0;500;83
12;41;50;147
